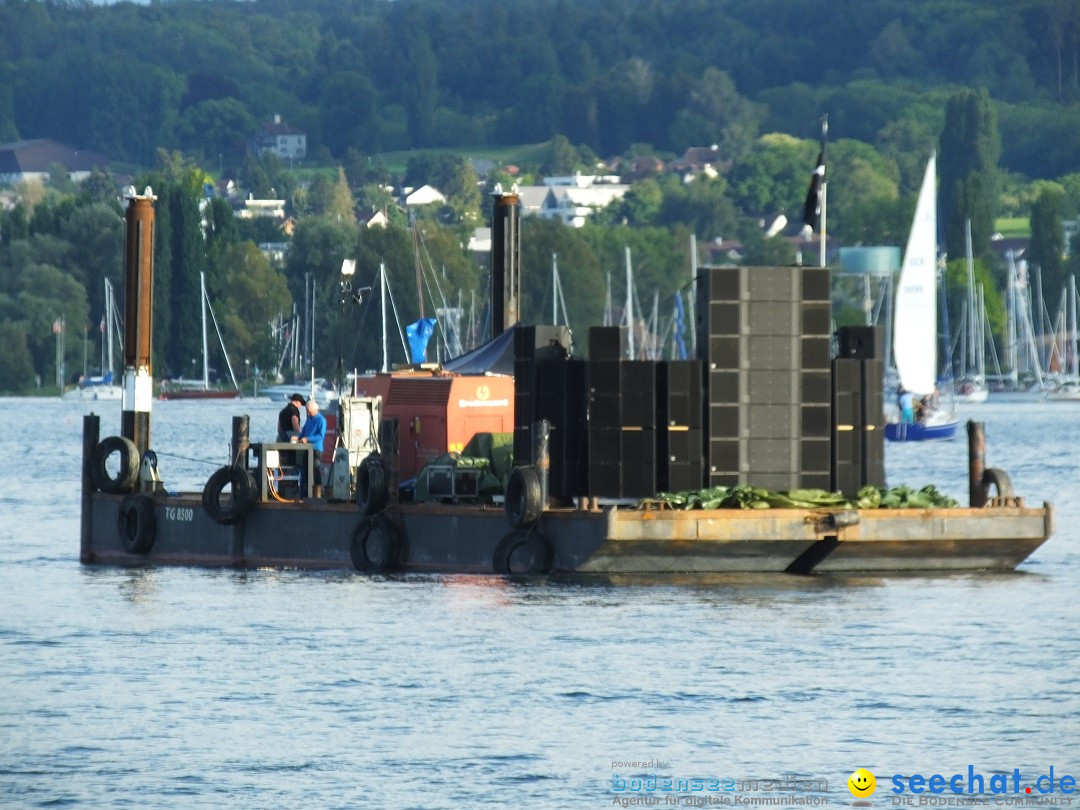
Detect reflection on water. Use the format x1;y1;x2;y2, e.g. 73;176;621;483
1;398;1078;807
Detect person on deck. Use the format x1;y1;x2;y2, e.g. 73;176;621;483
292;399;327;498
277;393;305;442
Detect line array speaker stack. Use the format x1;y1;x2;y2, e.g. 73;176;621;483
513;325;583;500
831;325;886;496
656;360;704;492
585;326;657;498
697;266;832;491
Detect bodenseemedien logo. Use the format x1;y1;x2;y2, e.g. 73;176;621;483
849;768;877;798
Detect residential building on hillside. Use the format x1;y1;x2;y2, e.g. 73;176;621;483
237;193;286;219
0;139;108;185
514;186;549;216
251;114;306;161
537;184;630;228
358;208;389;228
403;185;446;207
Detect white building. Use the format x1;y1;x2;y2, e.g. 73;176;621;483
252;115;306;161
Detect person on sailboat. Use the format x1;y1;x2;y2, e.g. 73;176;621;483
898;386;915;424
915;385;941;422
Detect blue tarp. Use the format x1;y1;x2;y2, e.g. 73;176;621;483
406;318;437;363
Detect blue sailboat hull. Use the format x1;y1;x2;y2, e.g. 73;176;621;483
885;418;959;442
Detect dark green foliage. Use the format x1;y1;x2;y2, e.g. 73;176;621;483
939;88;1002;262
0;322;34;392
1028;188;1066;297
1;0;1078;180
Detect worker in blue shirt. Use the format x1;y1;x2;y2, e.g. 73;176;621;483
898;387;915;424
292;399;327;498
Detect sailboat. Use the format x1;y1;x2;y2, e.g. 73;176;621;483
63;279;123;402
954;219;990;403
885;154;959;442
159;272;241;400
1046;274;1080;401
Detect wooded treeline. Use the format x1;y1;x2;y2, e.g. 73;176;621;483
4;0;1080;391
2;0;1080;177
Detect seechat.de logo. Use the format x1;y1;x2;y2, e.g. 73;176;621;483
849;769;877;798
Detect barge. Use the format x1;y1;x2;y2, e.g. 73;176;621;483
78;189;1054;576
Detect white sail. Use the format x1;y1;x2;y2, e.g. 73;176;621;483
893;154;939;395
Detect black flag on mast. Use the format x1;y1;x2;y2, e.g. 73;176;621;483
802;116;828;234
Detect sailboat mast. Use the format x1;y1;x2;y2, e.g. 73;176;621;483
200;271;209;387
1067;276;1075;380
105;279;114;378
965;220;977;381
689;234;698;357
380;262;388;373
552;253;558;325
625;247;635;360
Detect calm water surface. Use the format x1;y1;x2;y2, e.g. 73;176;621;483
2;397;1078;808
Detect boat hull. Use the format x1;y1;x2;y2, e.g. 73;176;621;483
158;389;241;400
885;419;959;442
62;385;122;402
82;491;1052;575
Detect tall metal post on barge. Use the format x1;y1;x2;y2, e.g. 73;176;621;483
490;186;520;337
121;188;157;456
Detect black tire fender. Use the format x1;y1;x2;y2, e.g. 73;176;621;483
981;467;1014;500
493;529;552;575
202;466;256;525
90;436;141;494
350;514;401;572
118;494;156;554
356;453;387;516
505;465;542;528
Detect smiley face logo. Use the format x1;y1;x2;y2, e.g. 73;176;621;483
848;769;877;798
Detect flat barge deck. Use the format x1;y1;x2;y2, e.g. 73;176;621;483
81;416;1053;575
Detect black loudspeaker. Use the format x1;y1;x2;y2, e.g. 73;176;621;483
514;324;572;361
588;428;621;464
621;464;656;498
830;356;886;494
588;326;627;361
658;462;704;493
589;463;622;497
657;361;703;429
620;428;656;465
835;325;884;360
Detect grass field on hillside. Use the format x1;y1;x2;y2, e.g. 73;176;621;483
995;217;1030;238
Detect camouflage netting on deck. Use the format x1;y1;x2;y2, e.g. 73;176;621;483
413;433;513;502
646;484;959;511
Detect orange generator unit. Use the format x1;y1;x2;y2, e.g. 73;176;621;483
354;371;515;480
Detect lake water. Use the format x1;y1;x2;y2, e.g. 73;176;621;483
2;397;1078;808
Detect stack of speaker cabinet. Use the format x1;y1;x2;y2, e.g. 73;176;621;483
656;360;704;492
831;325;886;495
697;266;833;491
586;326;655;498
513;325;584;501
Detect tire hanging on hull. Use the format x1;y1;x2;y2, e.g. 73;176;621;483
202;466;256;525
505;466;542;528
493;529;552;575
91;436;141;494
118;493;156;554
980;467;1014;501
356;453;387;516
350;514;402;572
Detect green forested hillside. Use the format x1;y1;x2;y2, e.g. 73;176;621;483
2;0;1080;177
3;0;1080;393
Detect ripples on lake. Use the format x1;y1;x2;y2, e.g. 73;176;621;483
1;398;1078;808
